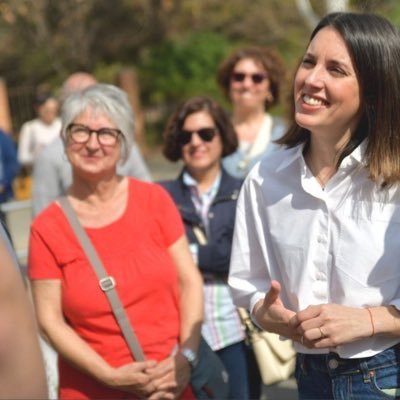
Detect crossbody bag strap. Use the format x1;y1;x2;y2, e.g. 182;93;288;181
58;196;145;361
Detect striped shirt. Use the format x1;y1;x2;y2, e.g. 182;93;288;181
183;172;245;351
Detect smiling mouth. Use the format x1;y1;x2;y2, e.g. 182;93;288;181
302;94;328;106
190;149;206;157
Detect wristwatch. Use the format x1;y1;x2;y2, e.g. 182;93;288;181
180;347;199;369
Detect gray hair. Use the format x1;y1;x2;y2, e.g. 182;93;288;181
60;83;134;162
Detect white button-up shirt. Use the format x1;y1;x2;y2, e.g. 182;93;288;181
228;142;400;358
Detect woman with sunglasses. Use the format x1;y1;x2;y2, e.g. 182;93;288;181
160;96;251;399
217;46;287;178
28;84;203;399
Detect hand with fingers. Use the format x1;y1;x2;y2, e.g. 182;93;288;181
253;280;298;339
104;360;161;398
290;303;375;348
146;354;191;400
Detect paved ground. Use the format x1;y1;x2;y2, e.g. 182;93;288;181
5;149;298;400
262;378;297;400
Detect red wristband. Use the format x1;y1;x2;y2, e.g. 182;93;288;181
366;307;375;337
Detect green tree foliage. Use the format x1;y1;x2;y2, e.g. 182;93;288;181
0;0;398;142
138;32;234;107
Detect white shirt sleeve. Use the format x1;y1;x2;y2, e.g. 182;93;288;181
228;175;271;313
18;122;34;166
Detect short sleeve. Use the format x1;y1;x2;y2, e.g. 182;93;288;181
28;213;62;280
153;184;185;248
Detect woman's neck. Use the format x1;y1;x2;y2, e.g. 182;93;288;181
68;172;123;204
304;137;344;188
232;107;267;143
66;175;128;228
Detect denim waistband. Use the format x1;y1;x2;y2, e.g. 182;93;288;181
298;342;400;377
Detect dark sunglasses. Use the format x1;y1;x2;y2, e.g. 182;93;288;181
231;72;267;84
176;127;217;146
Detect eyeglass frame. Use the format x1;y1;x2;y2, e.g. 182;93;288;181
66;123;123;146
231;71;268;84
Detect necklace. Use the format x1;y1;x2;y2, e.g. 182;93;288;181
315;173;327;190
237;142;253;171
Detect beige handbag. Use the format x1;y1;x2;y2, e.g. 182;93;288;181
238;308;296;386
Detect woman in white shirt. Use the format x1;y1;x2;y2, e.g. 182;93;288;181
18;93;61;167
229;12;400;400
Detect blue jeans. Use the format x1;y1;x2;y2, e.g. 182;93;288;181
216;341;250;400
295;344;400;399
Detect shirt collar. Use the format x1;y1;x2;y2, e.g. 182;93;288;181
182;170;222;197
275;139;367;173
344;139;367;165
275;144;305;173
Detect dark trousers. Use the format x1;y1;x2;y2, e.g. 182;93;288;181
216;340;251;400
246;343;262;399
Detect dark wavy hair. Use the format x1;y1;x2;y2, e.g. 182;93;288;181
216;46;286;110
277;12;400;187
162;96;238;162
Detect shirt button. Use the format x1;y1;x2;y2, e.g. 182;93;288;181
328;359;339;369
208;212;214;219
316;272;324;280
317;236;325;243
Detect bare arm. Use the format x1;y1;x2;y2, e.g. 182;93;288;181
171;235;203;351
0;237;47;399
148;235;203;399
31;279;158;397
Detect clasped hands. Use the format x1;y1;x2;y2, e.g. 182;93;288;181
107;352;191;400
253;280;373;349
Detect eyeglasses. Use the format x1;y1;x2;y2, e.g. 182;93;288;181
176;127;217;146
231;72;267;84
67;123;122;146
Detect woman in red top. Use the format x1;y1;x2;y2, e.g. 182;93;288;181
28;84;203;400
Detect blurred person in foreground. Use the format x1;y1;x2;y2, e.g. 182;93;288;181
17;92;61;168
32;72;152;216
160;96;250;399
0;221;47;399
28;84;203;399
217;46;287;179
229;12;400;399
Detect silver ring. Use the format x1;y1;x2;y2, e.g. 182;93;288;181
300;335;304;345
319;327;325;339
